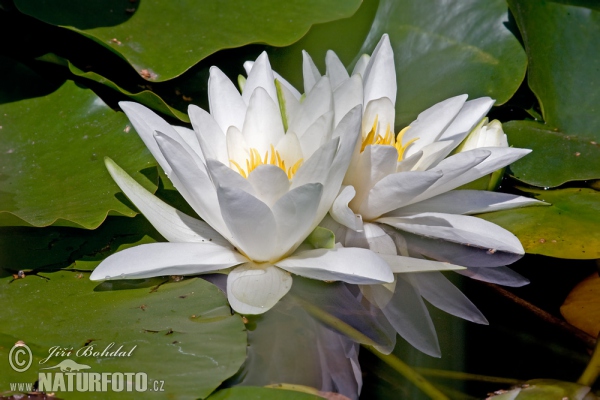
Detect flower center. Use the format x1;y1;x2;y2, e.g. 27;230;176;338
230;144;303;179
360;115;419;161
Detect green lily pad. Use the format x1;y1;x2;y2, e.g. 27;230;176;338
503;121;600;187
0;272;247;399
14;0;362;82
355;0;527;128
207;387;321;400
0;57;157;229
477;187;600;259
506;0;600;186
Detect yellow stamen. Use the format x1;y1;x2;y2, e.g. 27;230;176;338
360;114;420;161
231;146;304;180
395;126;419;161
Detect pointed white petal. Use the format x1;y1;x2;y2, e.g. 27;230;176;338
277;247;394;284
363;97;395;140
363;223;397;254
90;242;247;281
272;183;323;256
216;185;277;262
302;50;321;94
154;133;230;238
437;97;495;147
326;50;349;90
333;73;363;127
396;150;423;172
173;126;204;161
227;262;292;315
242;52;277;105
226;125;250;173
456;266;530;287
378;212;525;255
105;158;230;247
247;165;290;207
381;275;441;357
378;254;465;273
389;190;546;216
362;34;396;106
404;95;468;158
360;171;443;220
331;186;364;231
291;137;338;189
410;140;454;171
411;272;488;324
290;76;333;136
208;66;246;132
119;102;184;175
297;111;334;160
352;54;370;77
244;60;302;100
242;87;285;155
205;159;255;194
188;105;228;164
275;131;303;167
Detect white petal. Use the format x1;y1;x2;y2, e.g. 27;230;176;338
216;185;278;262
227;262;292;315
380;275;441;357
326;50;349;90
242;87;285;154
378;212;525;255
247;165;290;207
297;111;333;160
276;79;301;129
205;159;255;195
333;74;363;127
359;171;443;220
456;266;530;287
208;66;246;132
404;95;468;158
277;247;394;284
411;272;488;324
119;102;185;175
188;105;229;164
245;60;301;100
410;140;454;171
272;183;323;257
291;137;338;189
363;223;397;254
154;133;230;238
173;126;203;161
362;34;396;106
290;76;333;136
302;50;321;94
396;150;423;172
389;190;546;216
363;98;395;140
242;52;278;105
330;186;364;231
347;145;403;209
437;97;495;147
105;158;230;247
378;254;465;273
352;54;370;77
90;242;247;281
226;125;250;173
275;131;303;167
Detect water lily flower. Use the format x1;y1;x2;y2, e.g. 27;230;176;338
90;52;462;315
305;34;545;356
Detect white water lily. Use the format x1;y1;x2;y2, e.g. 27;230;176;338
90;52;465;315
304;34;546;356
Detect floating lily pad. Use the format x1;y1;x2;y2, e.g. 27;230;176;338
207;387;321;400
14;0;362;81
478;188;600;259
506;0;600;186
0;272;247;399
561;273;600;338
0;57;157;229
355;0;527;128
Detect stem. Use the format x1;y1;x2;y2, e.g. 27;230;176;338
415;367;523;385
294;296;449;400
579;339;600;386
483;282;596;349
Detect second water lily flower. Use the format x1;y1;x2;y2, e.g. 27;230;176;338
90;52;462;315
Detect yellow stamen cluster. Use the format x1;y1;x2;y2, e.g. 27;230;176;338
230;144;303;179
360;115;419;161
